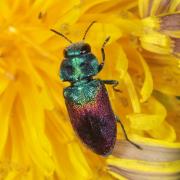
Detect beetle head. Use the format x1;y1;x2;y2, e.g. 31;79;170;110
60;42;99;82
51;21;99;82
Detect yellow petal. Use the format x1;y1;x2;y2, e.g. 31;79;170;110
127;97;166;130
0;0;11;19
18;76;54;175
0;82;17;156
138;0;150;18
138;53;153;102
0;75;10;95
124;73;141;113
140;32;173;54
67;142;92;179
149;121;176;142
142;16;160;31
107;158;180;179
151;65;180;96
169;0;180;12
139;0;177;17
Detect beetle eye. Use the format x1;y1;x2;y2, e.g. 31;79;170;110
80;44;91;54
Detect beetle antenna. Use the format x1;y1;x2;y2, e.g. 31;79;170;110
82;21;96;40
50;29;73;44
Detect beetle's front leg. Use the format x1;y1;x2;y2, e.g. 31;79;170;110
115;115;142;150
102;80;121;92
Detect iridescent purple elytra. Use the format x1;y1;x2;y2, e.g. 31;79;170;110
65;80;116;155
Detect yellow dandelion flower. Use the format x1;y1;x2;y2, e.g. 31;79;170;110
138;0;180;56
0;0;180;180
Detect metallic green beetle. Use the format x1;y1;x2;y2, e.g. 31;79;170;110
51;22;141;155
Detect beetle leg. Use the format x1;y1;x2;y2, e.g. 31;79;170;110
115;115;142;150
98;36;110;72
102;80;121;92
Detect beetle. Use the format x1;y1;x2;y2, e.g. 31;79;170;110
51;22;141;155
